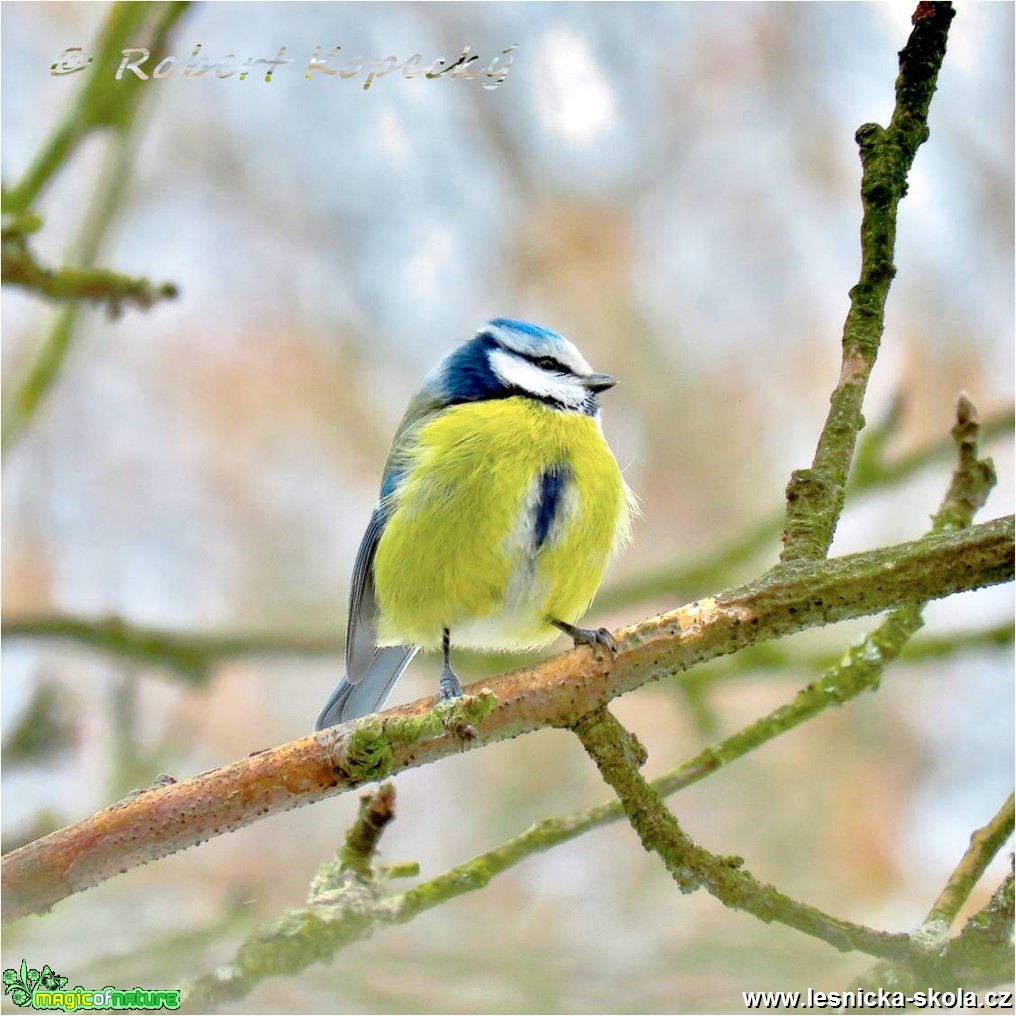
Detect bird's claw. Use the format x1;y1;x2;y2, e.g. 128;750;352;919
552;619;617;658
573;625;617;657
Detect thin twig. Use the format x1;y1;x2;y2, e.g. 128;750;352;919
1;3;190;458
3;3;189;215
924;792;1015;929
0;615;343;684
780;2;956;562
336;785;398;881
1;239;177;314
186;784;401;1010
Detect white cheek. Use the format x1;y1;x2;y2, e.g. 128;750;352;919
490;350;587;406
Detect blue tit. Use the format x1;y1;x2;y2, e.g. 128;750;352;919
315;318;635;730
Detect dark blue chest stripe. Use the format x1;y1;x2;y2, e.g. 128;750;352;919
534;465;571;550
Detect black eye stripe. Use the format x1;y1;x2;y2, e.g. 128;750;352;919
519;352;572;375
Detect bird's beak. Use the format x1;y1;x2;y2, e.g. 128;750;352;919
581;373;618;394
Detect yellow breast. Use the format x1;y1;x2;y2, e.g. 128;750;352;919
373;397;631;650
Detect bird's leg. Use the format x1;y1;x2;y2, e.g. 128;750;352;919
439;628;464;700
551;618;617;656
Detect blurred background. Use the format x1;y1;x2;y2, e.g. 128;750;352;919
2;2;1013;1013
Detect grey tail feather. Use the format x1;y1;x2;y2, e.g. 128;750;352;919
315;646;418;730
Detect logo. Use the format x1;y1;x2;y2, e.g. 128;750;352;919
2;961;181;1011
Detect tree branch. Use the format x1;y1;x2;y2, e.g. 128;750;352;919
335;784;398;881
0;615;343;684
185;784;402;1010
573;707;919;960
3;3;190;216
1;2;189;458
925;792;1016;930
1;237;177;315
935;866;1015;988
2;515;1011;922
780;1;956;562
599;401;1011;611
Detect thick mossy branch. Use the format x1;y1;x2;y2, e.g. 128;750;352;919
337;785;397;881
578;706;1015;991
781;2;956;563
3;516;1011;923
573;707;918;960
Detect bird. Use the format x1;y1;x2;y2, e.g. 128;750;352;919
315;318;635;730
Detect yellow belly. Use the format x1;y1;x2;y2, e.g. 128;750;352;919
373;398;629;650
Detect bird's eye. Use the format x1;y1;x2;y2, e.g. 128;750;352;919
534;357;561;372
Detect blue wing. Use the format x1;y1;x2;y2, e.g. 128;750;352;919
315;505;418;729
315;384;450;731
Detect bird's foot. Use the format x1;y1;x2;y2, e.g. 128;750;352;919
552;619;617;657
436;670;475;740
438;665;464;701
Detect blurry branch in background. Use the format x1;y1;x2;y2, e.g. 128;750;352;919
1;230;177;315
0;681;76;770
597;400;1013;611
780;1;956;563
3;513;1012;924
0;614;343;685
1;2;188;458
3;399;1010;679
3;2;189;216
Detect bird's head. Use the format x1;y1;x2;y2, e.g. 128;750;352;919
432;318;617;415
